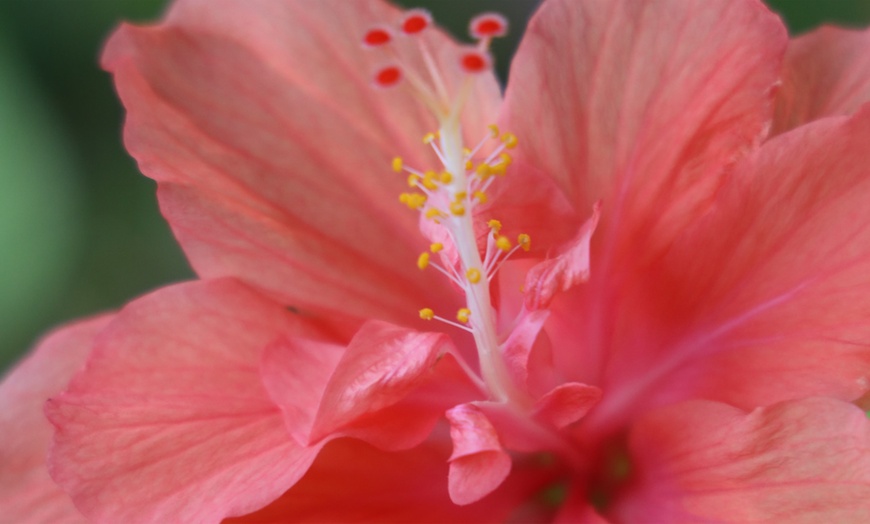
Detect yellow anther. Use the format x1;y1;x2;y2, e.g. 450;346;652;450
407;174;421;188
440;171;453;184
496;235;512;251
518;233;531;252
449;201;466;216
399;193;410;204
392;157;403;172
417;252;431;270
501;132;518;149
463;147;472;156
491;163;507;177
465;159;474;170
430;242;444;253
476;163;492;180
425;208;444;220
473;190;488;204
423;171;439;190
487;219;502;232
423;132;437;144
419;308;435;320
457;308;471;323
488;124;500;138
466;268;482;284
400;192;426;210
454;191;467;201
500;152;513;165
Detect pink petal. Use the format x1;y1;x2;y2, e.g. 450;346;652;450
653;108;870;408
263;320;481;450
773;26;870;135
0;315;112;524
501;308;550;393
228;436;552;523
524;203;600;310
619;398;870;522
45;279;330;523
533;382;602;430
503;0;786;267
102;0;500;322
582;108;870;434
446;404;512;505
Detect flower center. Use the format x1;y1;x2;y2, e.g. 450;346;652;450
362;9;528;404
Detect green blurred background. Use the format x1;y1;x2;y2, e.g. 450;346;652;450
1;0;869;374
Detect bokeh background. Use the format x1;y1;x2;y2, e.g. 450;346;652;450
1;0;869;373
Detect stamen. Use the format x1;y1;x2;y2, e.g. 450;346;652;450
401;9;432;35
487;219;502;233
473;190;487;204
496;235;512;251
466;268;482;284
470;13;509;39
419;307;435;320
457;308;471;323
430;242;444;253
392;157;403;172
417;252;431;270
518;233;531;252
449;201;466;216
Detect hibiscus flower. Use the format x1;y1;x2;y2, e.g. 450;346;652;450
3;0;870;522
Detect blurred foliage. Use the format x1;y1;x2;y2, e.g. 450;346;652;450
0;0;869;373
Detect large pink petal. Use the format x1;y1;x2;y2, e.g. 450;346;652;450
0;315;112;524
263;320;482;450
227;435;556;523
102;0;500;323
45;279;333;523
580;108;870;436
618;398;870;522
773;26;870;135
503;0;786;271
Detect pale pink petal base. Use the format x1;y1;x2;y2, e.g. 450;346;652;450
45;280;330;523
620;398;870;523
0;315;112;524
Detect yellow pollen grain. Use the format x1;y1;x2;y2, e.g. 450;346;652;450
492;163;507;177
496;235;512;251
457;308;471;323
425;208;443;220
430;242;444;253
476;164;492;180
487;219;502;232
499;152;513;166
440;171;453;184
518;233;531;252
407;174;420;188
423;171;439;190
423;132;436;144
465;159;473;170
419;308;434;320
454;191;467;201
488;124;500;138
392;157;403;172
417;252;431;270
473;191;487;204
449;201;466;216
466;268;482;284
501;132;518;149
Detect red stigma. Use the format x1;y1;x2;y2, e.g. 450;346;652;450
401;9;431;34
470;13;508;39
363;27;392;47
460;51;491;74
374;66;402;87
